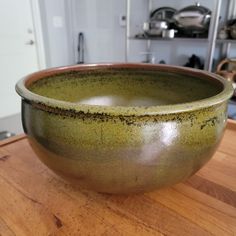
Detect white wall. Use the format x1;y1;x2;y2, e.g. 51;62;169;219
70;0;126;63
39;0;74;67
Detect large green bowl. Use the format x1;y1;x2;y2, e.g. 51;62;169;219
16;64;233;194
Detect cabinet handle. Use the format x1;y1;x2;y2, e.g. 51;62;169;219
25;40;34;45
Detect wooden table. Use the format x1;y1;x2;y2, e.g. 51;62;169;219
0;121;236;236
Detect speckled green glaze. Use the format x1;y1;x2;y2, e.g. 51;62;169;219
16;64;234;194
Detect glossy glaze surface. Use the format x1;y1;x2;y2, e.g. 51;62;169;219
16;64;234;194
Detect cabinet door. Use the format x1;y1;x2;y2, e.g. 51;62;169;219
0;0;39;117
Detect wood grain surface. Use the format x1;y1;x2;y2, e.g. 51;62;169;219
0;120;235;236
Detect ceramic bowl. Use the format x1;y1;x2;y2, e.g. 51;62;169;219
16;64;233;194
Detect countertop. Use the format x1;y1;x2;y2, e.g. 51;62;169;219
0;120;235;236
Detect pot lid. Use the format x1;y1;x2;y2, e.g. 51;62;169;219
176;3;211;15
150;7;177;23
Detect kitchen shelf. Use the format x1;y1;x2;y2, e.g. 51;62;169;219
125;0;222;71
130;36;209;42
216;39;236;43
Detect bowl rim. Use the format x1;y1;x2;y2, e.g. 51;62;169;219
15;63;234;116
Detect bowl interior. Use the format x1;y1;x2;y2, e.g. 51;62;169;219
28;68;223;107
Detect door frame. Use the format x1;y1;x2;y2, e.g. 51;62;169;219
66;0;77;64
30;0;46;69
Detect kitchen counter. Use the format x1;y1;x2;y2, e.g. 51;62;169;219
0;120;235;236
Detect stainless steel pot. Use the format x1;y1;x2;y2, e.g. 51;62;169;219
173;3;211;34
150;7;176;23
143;20;168;36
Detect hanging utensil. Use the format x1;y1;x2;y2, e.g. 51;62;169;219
77;32;84;64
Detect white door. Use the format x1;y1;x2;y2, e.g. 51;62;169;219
0;0;40;118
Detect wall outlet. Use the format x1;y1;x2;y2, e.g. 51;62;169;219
53;16;64;28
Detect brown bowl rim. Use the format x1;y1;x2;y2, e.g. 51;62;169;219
15;63;234;116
